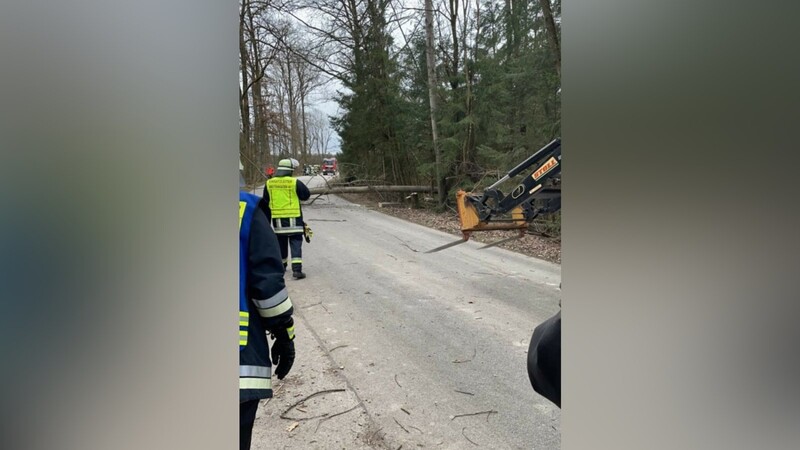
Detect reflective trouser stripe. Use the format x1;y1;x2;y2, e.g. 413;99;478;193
257;296;293;318
240;377;272;390
253;287;289;310
291;258;302;264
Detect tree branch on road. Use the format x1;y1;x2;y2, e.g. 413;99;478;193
280;389;347;421
450;409;497;421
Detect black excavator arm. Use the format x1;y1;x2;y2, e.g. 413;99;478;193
426;138;562;253
468;137;561;223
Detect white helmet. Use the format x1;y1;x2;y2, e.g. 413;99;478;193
277;158;300;169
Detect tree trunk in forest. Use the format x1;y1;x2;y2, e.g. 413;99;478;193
505;0;513;57
246;4;266;174
538;0;560;75
461;0;477;175
239;1;253;183
425;0;445;207
284;57;299;159
448;0;460;91
300;87;308;167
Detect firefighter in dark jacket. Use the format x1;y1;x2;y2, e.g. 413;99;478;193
262;158;311;279
527;283;561;408
239;191;296;450
527;310;560;407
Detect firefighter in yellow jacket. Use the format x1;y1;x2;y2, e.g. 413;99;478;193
263;158;311;279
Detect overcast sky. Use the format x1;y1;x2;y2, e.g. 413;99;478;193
291;0;425;155
308;85;343;154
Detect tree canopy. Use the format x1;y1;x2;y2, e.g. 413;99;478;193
239;0;561;199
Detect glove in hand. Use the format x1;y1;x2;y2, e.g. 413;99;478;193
271;336;295;380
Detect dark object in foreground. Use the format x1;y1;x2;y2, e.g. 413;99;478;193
527;310;561;407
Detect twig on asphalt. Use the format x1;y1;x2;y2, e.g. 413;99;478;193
393;418;410;433
328;344;349;353
394;374;402;388
454;390;474;396
280;389;346;420
372;428;385;444
302;301;330;313
452;346;477;363
393;236;419;252
462;427;479;446
306;192;327;206
286;412;329;421
400;407;410;415
450;410;497;421
314;404;361;432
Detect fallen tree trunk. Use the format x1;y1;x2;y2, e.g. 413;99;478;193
308;185;436;195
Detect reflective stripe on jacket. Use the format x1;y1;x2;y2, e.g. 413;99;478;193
272;217;305;235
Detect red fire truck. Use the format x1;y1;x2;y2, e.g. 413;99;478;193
321;157;337;175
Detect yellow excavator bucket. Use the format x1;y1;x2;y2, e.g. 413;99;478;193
426;190;530;253
455;190;528;235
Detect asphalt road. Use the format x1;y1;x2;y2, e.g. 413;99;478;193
249;175;561;449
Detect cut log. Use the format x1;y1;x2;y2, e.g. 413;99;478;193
308;186;436;195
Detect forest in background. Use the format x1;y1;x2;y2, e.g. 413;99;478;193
239;0;560;207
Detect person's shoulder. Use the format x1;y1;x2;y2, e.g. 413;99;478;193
240;191;259;203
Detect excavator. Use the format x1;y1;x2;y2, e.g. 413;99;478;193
424;137;563;407
425;137;562;253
